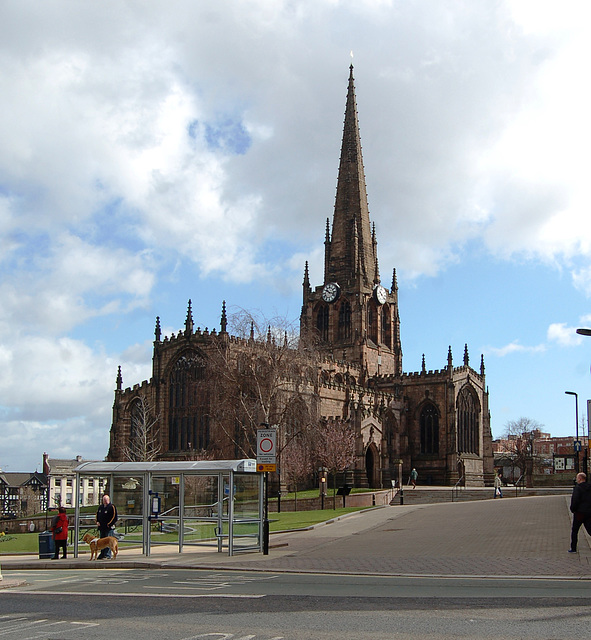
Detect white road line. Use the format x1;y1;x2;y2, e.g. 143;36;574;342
3;590;264;599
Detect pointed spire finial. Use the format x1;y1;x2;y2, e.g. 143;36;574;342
421;354;426;373
464;343;469;366
303;261;310;288
448;345;453;369
220;300;227;333
267;325;272;344
249;321;255;341
185;299;194;335
116;365;123;391
480;354;485;376
155;316;161;342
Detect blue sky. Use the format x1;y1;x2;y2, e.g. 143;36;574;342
2;0;591;472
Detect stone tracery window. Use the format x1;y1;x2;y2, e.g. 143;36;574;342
420;403;439;454
338;300;352;340
168;351;209;452
367;303;378;343
457;386;479;455
316;305;329;341
380;305;391;347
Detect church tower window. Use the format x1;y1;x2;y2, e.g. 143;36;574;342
420;403;439;454
368;304;378;343
316;305;329;342
338;300;352;340
380;306;391;347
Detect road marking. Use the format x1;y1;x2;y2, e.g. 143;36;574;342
0;616;99;638
4;590;264;599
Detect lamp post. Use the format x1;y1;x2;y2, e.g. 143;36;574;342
575;329;591;473
565;391;579;473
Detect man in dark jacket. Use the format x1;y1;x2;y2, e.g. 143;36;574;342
96;494;118;559
569;472;591;552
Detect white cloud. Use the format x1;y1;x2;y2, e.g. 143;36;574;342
547;323;582;347
485;340;546;357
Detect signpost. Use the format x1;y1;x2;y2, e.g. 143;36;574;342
257;425;277;555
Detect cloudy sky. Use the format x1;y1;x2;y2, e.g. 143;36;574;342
2;0;591;472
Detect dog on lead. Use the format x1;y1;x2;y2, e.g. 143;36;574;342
82;532;118;560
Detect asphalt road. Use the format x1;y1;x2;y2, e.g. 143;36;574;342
2;568;591;639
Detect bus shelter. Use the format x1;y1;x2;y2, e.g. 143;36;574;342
73;459;262;557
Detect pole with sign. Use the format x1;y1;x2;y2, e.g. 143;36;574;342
257;425;277;555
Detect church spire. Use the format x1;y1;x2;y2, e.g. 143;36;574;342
325;65;377;289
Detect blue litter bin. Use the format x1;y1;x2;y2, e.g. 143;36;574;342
38;531;55;559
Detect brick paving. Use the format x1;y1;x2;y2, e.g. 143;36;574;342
2;494;590;581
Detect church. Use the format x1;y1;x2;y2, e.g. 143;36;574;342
107;66;494;487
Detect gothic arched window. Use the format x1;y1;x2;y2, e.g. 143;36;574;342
380;305;391;347
420;403;439;454
316;305;329;342
368;303;378;343
457;386;479;455
338;300;352;340
168;351;209;452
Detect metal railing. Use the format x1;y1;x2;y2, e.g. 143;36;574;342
451;476;465;502
515;473;526;496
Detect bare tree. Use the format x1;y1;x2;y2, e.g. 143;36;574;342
500;417;543;481
314;418;356;508
281;435;315;510
207;309;319;460
124;395;161;462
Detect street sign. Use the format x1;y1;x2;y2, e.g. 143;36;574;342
257;428;277;465
575;440;582;452
257;463;277;472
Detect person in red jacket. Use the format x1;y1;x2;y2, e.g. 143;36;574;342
51;506;69;559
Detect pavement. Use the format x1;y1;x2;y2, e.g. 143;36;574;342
1;492;590;588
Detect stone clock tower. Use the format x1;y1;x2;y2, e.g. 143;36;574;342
300;65;402;378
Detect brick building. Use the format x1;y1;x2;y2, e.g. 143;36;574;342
107;66;494;487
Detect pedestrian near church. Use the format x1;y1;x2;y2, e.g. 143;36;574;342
569;472;591;553
51;506;68;559
96;494;118;559
494;473;503;498
410;468;418;488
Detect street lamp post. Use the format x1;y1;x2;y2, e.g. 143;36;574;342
565;391;579;473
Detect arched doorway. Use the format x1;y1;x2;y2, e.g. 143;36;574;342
365;443;379;488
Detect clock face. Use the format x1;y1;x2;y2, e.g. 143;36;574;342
374;285;387;305
322;282;340;303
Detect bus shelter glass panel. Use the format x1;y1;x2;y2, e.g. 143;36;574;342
149;475;181;547
111;475;144;547
229;472;262;552
182;474;221;548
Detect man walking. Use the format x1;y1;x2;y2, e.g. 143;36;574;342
569;472;591;553
96;494;118;559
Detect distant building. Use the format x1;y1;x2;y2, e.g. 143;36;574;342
43;453;105;508
107;66;494;487
0;471;47;518
493;429;589;479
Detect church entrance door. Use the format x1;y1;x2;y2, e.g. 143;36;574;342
365;444;379;488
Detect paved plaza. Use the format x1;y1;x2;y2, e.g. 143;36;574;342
2;493;590;583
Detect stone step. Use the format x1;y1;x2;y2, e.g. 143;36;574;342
390;486;572;505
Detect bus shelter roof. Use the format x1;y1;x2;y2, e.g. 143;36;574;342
73;459;257;474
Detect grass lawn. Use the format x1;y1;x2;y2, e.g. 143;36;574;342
0;506;371;554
